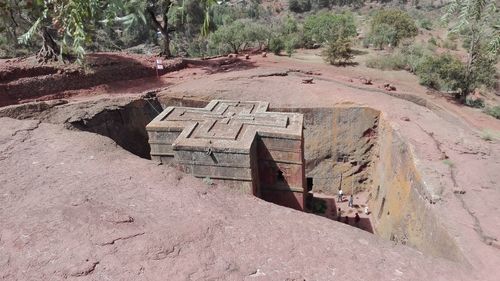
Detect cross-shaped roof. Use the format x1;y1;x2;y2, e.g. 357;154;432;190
146;100;303;153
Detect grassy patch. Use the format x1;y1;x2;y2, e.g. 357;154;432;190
480;130;500;141
443;159;455;167
365;53;406;70
484;106;500;119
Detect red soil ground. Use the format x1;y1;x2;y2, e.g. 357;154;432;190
1;51;499;280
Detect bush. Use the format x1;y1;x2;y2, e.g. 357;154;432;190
365;53;406;70
209;19;269;54
289;0;311;13
365;43;430;72
416;53;465;91
321;38;354;65
442;39;458;50
269;36;284;55
419;18;433;30
367;23;397;49
465;98;485;108
303;11;357;47
367;9;418;48
484;106;500;119
428;37;438;46
267;15;301;55
399;43;431;73
284;35;299;57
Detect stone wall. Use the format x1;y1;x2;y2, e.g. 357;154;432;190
276;105;464;262
368;116;465;263
274;106;379;195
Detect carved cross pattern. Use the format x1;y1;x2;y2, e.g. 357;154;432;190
147;100;301;153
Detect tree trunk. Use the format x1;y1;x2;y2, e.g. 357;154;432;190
160;28;171;58
147;0;172;58
460;28;479;103
37;26;60;63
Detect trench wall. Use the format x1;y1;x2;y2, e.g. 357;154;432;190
274;106;379;195
277;106;463;262
368;117;465;262
70;98;161;159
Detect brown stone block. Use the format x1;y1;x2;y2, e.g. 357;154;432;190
257;148;303;164
258;137;302;152
149;143;174;156
180;164;253;181
148;131;181;143
174;150;251;167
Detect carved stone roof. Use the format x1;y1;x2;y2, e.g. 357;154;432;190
147;100;303;153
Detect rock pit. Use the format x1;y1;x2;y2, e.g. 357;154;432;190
8;95;463;263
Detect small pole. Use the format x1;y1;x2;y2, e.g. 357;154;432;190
155;58;164;78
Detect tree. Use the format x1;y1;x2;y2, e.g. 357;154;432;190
146;0;174;57
8;0;220;62
444;0;499;102
368;9;418;48
209;19;269;54
368;23;397;49
303;11;357;47
321;38;354;65
267;15;300;56
13;0;115;62
416;53;466;91
138;0;221;58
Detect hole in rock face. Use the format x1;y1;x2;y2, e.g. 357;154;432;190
277;170;285;182
76;97;464;263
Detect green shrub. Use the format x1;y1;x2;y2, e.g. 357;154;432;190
480;131;494;141
321;38;354;65
419;18;433;30
284;35;298;57
428;37;438;46
267;15;301;55
484;106;500;119
415;53;465;91
465;98;485;108
209;19;269;54
367;9;418;48
269;36;284;55
365;52;406;70
442;39;458;50
303;11;357;47
367;23;397;49
399;43;430;73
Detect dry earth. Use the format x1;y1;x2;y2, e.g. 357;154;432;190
1;52;499;280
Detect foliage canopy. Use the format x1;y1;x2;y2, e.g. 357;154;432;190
303;11;357;47
368;9;418;48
